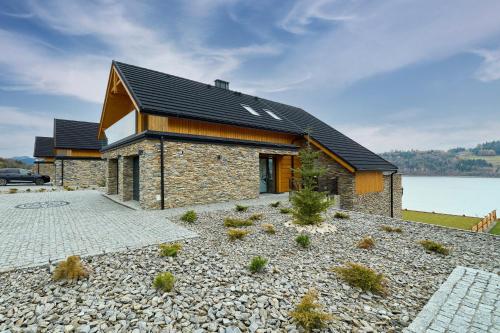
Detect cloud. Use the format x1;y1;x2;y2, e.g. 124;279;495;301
472;48;500;82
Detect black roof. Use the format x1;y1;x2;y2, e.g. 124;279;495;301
33;136;54;157
54;119;107;150
113;61;396;171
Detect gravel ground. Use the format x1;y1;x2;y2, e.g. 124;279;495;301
1;204;498;333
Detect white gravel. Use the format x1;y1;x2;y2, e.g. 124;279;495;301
1;203;498;333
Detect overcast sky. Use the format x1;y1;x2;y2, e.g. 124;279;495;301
1;0;500;157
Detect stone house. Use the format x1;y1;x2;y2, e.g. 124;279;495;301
33;119;108;187
33;136;55;179
99;61;402;217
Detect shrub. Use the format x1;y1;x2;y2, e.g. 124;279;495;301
419;240;449;255
249;256;268;273
296;234;311;248
53;256;89;281
334;212;349;219
290;146;331;225
227;228;250;241
380;225;403;233
280;207;293;214
153;272;175;292
224;218;253;227
235;204;249;212
159;243;182;257
270;201;281;208
38;188;46;192
64;186;74;191
25;188;31;192
333;263;386;295
290;289;333;332
357;236;375;249
248;213;263;221
262;223;276;234
180;210;197;223
9;188;17;194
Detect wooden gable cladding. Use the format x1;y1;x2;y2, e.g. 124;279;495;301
55;149;102;158
355;171;383;194
98;65;139;139
145;115;297;145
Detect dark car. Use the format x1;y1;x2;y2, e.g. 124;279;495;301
0;168;50;186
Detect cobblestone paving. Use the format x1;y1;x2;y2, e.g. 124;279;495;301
405;266;500;333
0;191;197;272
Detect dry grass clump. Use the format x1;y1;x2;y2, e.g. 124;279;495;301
289;289;333;332
419;240;450;255
38;188;47;192
357;236;375;249
159;243;182;257
248;213;263;221
9;188;18;194
63;186;74;191
52;256;89;281
280;207;293;214
227;228;250;241
153;272;175;292
180;210;197;223
224;217;253;227
270;201;281;208
261;223;276;234
235;204;249;212
248;256;268;273
380;225;403;233
333;262;386;295
334;211;350;219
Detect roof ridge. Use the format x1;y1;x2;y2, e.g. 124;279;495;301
54;118;100;125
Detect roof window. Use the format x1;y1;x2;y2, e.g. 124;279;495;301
241;104;260;116
264;109;281;120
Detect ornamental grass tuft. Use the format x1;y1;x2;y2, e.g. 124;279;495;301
280;207;293;214
248;213;263;221
159;243;182;257
227;228;250;241
296;234;311;248
380;225;403;233
333;262;386;295
289;289;333;333
261;223;276;234
224;217;253;227
357;236;375;249
270;201;281;208
52;256;89;281
419;240;450;255
248;256;268;273
180;210;197;223
334;212;350;219
153;272;175;292
235;204;249;212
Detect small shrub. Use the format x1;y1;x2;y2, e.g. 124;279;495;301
235;204;249;212
333;262;386;295
153;272;175;292
9;188;17;194
296;234;311;248
380;225;403;233
25;188;31;192
290;289;333;332
334;212;350;219
227;228;250;240
249;256;268;273
280;207;293;214
270;201;281;208
248;213;263;221
419;240;449;255
181;210;197;223
224;218;253;227
262;223;276;234
52;256;88;281
64;186;74;191
357;236;375;249
159;243;182;257
38;188;46;192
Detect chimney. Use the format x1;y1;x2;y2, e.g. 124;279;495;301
214;79;229;90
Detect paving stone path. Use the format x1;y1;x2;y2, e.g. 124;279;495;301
0;190;197;272
405;266;500;333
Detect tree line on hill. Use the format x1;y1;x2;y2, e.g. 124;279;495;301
0;157;31;169
380;140;500;177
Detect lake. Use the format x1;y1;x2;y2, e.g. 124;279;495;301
402;176;500;217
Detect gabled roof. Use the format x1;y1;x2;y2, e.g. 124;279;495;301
33;136;54;157
112;61;397;171
54;119;108;150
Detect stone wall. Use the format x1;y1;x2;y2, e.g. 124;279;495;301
33;163;55;179
54;159;106;188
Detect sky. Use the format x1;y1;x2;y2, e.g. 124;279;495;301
1;0;500;157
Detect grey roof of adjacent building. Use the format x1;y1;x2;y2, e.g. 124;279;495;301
53;119;108;150
113;61;397;171
33;136;54;157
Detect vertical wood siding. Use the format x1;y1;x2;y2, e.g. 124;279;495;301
355;171;384;194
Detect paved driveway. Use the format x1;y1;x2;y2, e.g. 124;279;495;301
0;191;196;272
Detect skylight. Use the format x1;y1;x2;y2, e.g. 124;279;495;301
264;109;281;120
241;104;260;116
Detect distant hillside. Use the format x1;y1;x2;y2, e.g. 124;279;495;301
11;156;35;165
0;157;31;169
381;140;500;177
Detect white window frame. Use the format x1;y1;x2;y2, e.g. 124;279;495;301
241;104;260;116
263;109;281;120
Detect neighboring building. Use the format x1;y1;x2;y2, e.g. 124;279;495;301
33;136;55;179
52;119;108;187
99;61;402;217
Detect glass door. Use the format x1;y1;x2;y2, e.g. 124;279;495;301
259;156;275;193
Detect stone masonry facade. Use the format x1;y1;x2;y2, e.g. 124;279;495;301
32;162;55;178
54;159;106;188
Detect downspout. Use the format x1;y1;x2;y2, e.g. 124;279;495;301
390;171;397;218
61;159;64;187
116;157;119;195
160;136;165;210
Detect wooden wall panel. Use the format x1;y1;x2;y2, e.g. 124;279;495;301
55;149;102;158
147;114;169;132
277;155;292;192
355;171;383;194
